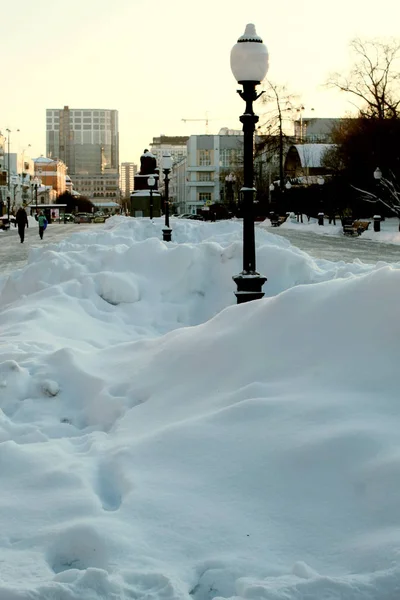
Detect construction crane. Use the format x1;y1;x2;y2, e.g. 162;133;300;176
181;113;212;134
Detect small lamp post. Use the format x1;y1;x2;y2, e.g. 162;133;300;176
147;175;155;220
373;167;382;231
32;176;40;215
225;172;236;209
317;176;324;225
162;153;173;241
230;23;269;304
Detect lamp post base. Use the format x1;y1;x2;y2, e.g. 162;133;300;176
162;227;172;242
233;272;267;304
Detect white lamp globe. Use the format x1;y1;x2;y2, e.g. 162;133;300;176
148;175;155;187
162;154;173;171
374;167;382;180
230;24;269;84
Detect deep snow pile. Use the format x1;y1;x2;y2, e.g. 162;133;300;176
0;216;400;600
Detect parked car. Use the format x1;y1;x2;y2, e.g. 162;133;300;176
74;213;92;223
60;213;74;222
186;214;204;221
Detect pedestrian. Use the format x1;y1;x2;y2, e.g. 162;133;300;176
15;206;28;243
37;211;48;240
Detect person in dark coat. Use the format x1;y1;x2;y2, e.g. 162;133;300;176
15;207;29;243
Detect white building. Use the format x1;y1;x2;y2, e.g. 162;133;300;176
2;152;35;207
149;135;188;171
171;133;243;214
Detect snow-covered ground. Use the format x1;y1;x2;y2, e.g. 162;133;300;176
262;213;400;243
1;216;400;599
259;215;400;263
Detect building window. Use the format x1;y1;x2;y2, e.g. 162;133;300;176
199;150;211;166
199;192;211;203
198;172;212;181
83;111;91;117
83;125;91;130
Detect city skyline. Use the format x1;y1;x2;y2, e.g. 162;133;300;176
2;0;400;167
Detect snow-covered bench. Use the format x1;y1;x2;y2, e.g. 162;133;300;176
342;219;370;236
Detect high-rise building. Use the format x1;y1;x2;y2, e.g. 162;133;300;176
46;106;119;202
120;162;137;199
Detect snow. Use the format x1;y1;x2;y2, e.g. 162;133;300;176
262;213;400;244
1;216;400;599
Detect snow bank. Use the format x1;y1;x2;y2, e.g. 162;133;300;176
0;217;400;599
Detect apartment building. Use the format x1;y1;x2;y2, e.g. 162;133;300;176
46;106;119;199
34;157;67;196
171;133;243;214
149;135;188;169
120;162;137;199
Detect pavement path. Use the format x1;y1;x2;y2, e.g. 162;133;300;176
0;222;97;277
259;225;400;264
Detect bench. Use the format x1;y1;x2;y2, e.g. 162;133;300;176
270;214;288;227
353;220;371;234
342;219;371;236
0;217;10;231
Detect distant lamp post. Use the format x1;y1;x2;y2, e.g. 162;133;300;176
317;176;325;225
147;175;155;220
162;153;173;241
230;23;269;304
33;176;40;214
373;167;382;230
225;172;236;206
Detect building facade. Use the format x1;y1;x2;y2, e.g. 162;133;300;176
294;118;343;143
120;162;137;199
34;157;67;196
170;133;243;214
149;135;188;170
46;106;119;200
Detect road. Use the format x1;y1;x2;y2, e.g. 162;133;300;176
0;222;97;277
260;226;400;264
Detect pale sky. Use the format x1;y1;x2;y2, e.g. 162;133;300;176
2;0;400;166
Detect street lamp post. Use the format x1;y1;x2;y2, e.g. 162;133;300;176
5;128;20;195
162;153;173;241
373;167;382;231
225;172;236;214
32;176;40;215
317;176;325;225
230;23;269;304
147;175;155;220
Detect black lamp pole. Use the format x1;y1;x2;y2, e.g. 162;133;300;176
35;183;38;214
162;166;172;241
231;24;268;304
232;81;267;303
149;185;154;220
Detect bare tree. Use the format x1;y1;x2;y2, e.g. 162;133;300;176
257;81;299;192
352;172;400;220
327;38;400;119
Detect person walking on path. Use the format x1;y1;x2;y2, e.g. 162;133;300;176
37;211;47;240
15;206;29;243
